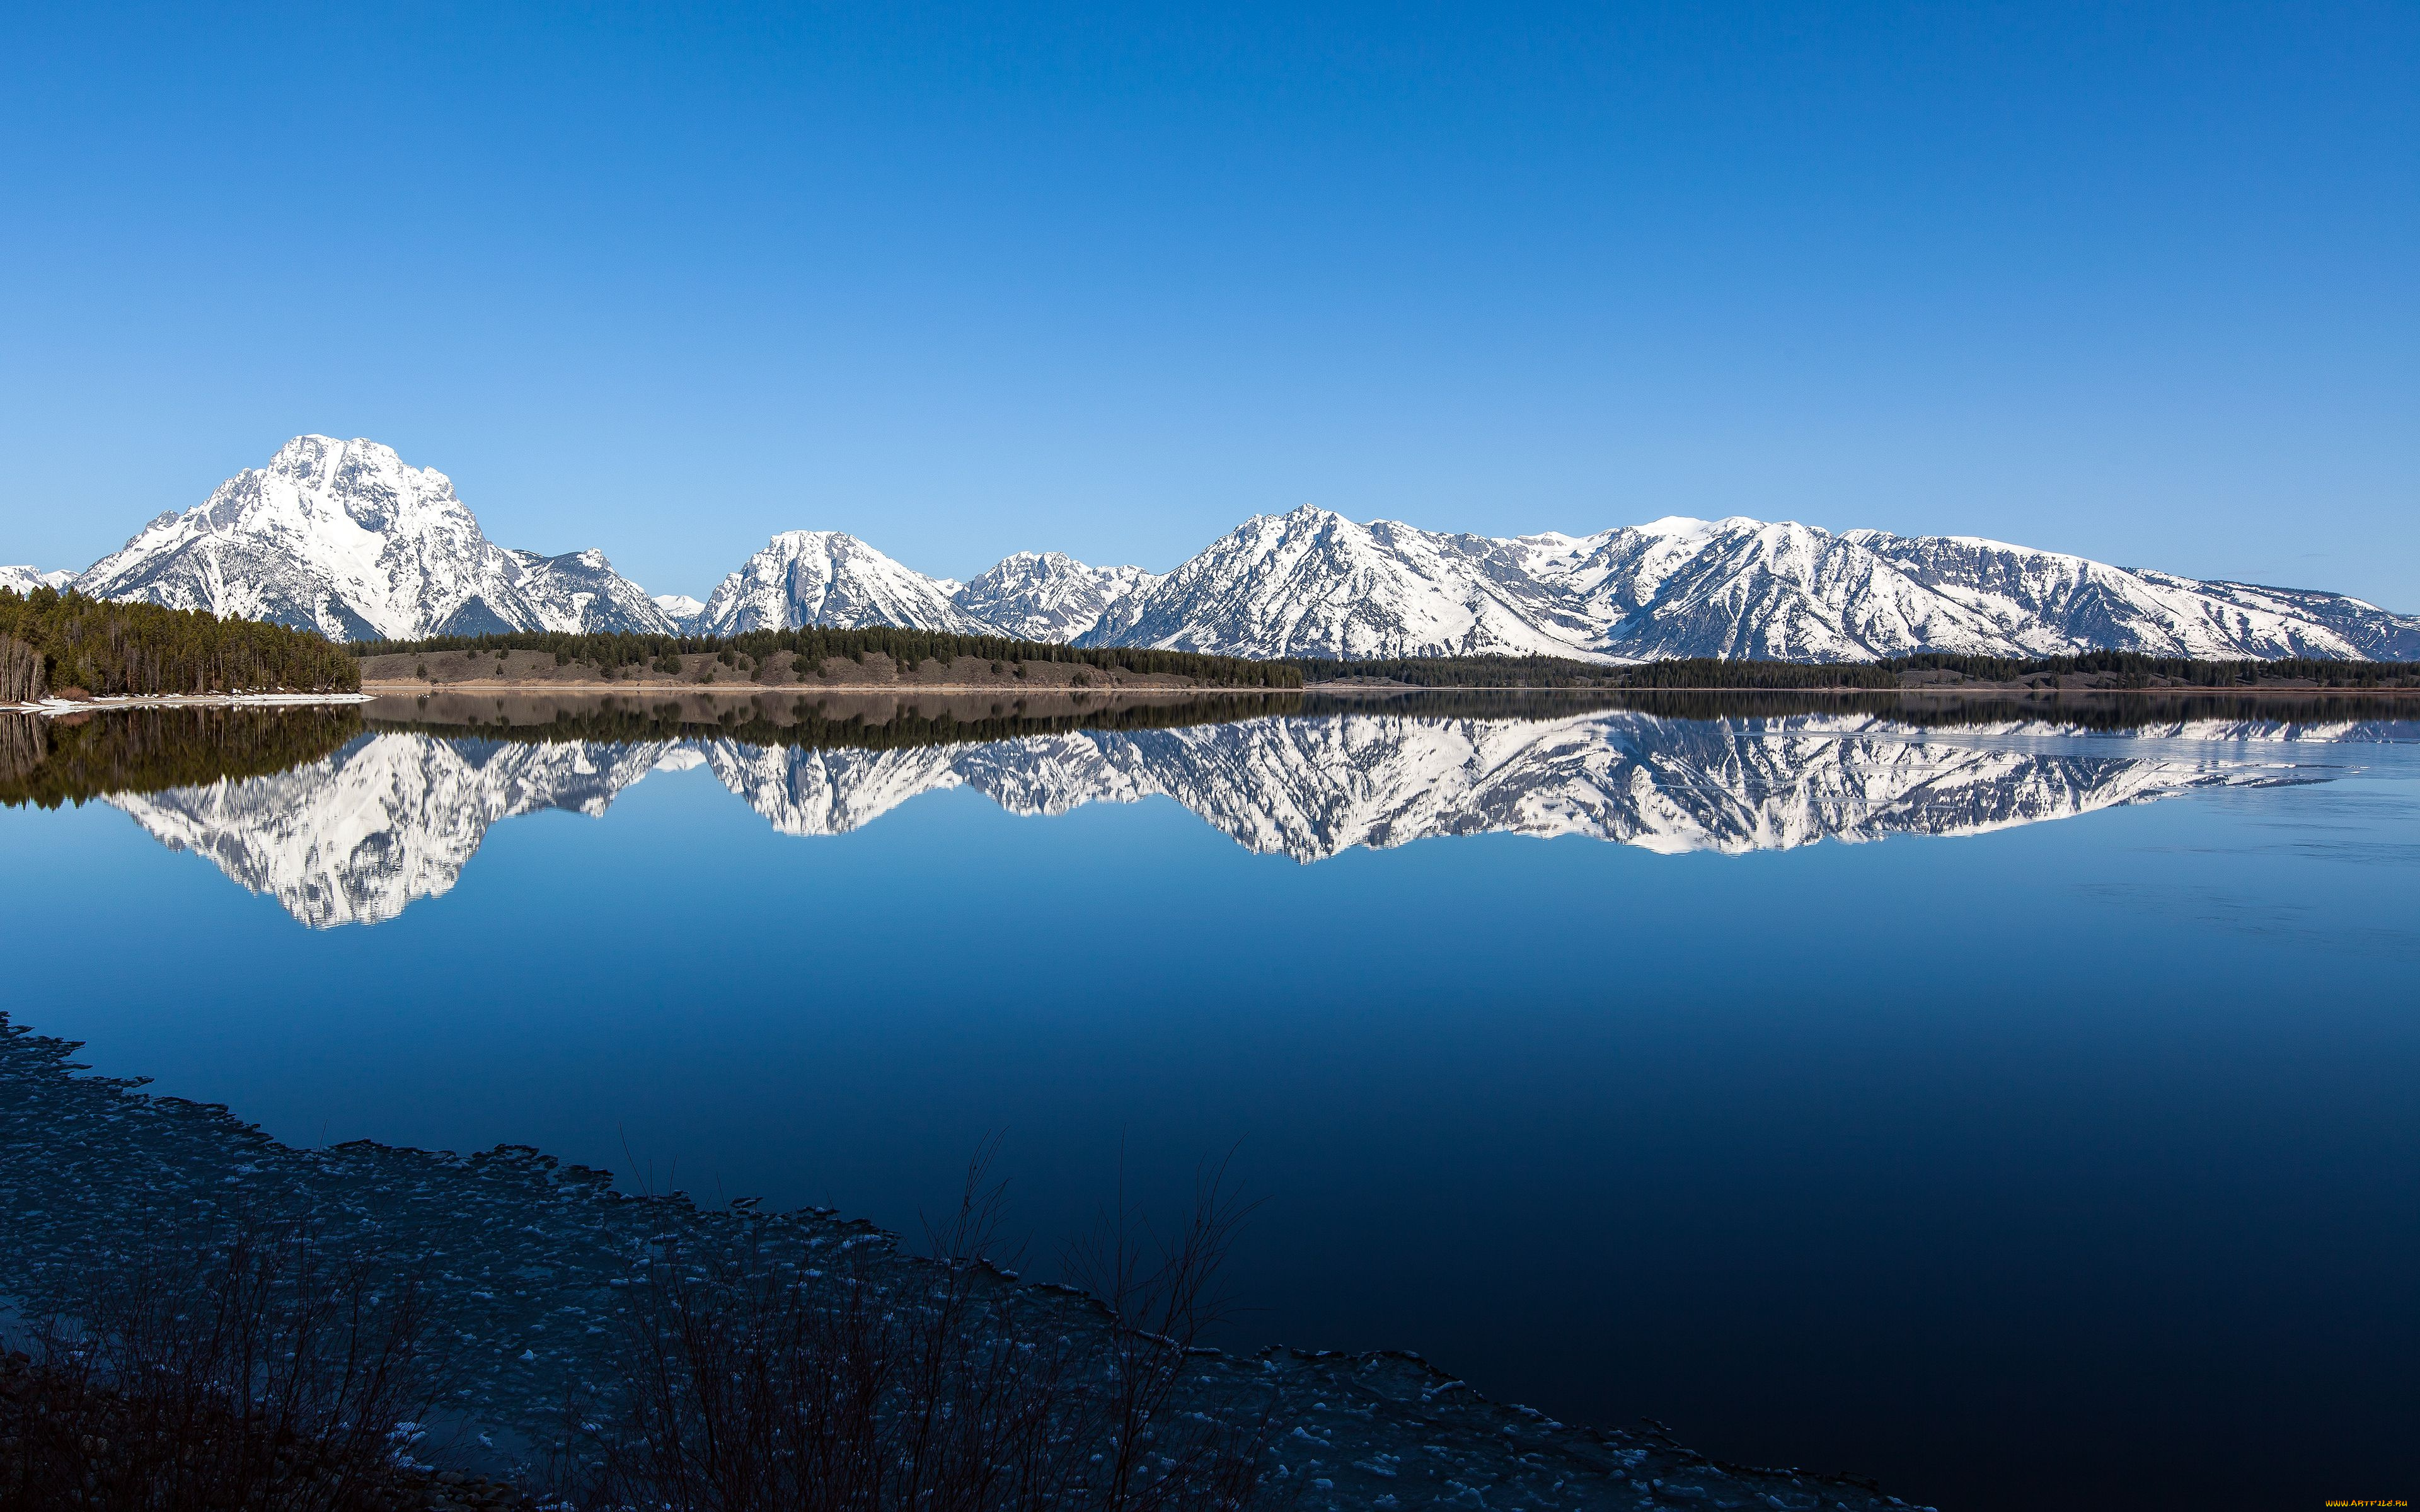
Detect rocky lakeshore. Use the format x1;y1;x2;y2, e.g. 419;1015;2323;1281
0;1015;1937;1511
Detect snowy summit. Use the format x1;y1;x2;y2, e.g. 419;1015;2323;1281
70;437;676;641
16;436;2419;663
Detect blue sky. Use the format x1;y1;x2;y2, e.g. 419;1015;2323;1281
2;2;2413;606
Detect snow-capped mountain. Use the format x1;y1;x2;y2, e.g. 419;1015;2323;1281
694;530;997;637
1080;508;2420;662
1841;530;2420;660
1082;508;1603;660
0;566;74;596
652;593;706;633
71;437;672;641
949;552;1160;642
109;711;2327;924
38;434;2419;660
505;548;677;637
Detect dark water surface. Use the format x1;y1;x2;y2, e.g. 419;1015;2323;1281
3;692;2416;1510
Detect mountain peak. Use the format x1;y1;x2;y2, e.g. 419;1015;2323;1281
696;529;994;636
260;434;441;491
652;593;706;632
35;439;2420;663
953;549;1161;643
0;566;76;596
72;436;671;641
1277;503;1348;524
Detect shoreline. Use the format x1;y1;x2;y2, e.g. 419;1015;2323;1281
0;1011;1938;1512
359;678;1282;696
3;691;374;716
359;677;2420;698
13;681;2414;713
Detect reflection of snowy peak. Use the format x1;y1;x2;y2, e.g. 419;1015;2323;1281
108;734;673;926
1003;714;2282;861
108;714;2326;925
698;740;967;836
72;437;672;641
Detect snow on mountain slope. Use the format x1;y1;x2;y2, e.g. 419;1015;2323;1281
1543;517;2036;660
505;548;678;634
949;552;1159;642
1840;531;2420;659
1081;506;1608;660
72;437;669;641
694;531;1001;636
1082;508;2420;662
45;434;2419;660
113;713;2325;924
0;566;75;595
2156;579;2420;661
652;594;706;633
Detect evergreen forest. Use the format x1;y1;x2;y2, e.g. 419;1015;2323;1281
378;691;1306;750
348;626;1303;687
0;588;361;701
1283;650;2420;689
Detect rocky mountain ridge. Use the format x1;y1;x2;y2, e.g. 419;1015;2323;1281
67;437;676;641
22;435;2420;662
0;566;74;597
694;529;996;638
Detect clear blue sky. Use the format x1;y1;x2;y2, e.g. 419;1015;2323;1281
3;2;2413;607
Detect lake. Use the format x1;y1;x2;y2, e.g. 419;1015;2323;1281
3;689;2416;1511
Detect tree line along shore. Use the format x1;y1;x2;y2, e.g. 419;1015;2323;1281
1;586;360;701
20;680;2413;814
356;627;2420;694
352;624;1305;689
9;588;2419;705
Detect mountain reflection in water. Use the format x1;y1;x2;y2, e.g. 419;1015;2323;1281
18;690;2380;927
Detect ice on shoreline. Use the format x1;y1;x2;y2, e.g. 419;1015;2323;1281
3;691;374;715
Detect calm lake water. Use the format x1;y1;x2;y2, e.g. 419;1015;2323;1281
4;690;2416;1510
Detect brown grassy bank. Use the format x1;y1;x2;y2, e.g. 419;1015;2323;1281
360;647;1255;696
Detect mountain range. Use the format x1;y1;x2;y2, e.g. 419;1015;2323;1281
13;435;2418;662
0;566;74;597
109;709;2336;927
